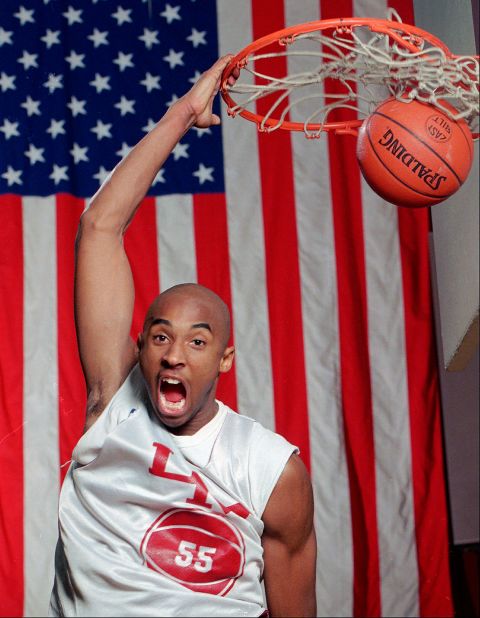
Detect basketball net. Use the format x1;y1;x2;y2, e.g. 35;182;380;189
221;10;479;138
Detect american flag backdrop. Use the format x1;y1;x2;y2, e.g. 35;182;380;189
0;0;454;617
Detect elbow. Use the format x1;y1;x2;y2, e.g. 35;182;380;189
77;202;126;240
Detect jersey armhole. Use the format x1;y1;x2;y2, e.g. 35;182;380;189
248;425;299;517
72;364;144;465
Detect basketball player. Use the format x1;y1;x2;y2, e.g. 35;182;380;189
50;56;316;617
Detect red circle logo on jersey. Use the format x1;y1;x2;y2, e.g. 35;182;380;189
140;508;246;596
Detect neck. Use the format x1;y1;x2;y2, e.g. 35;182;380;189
166;400;219;436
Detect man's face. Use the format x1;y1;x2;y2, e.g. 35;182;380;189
138;289;234;435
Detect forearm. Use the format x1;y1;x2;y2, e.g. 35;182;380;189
81;54;233;233
84;100;195;234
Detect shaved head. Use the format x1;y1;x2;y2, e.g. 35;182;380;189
139;283;235;434
144;283;231;350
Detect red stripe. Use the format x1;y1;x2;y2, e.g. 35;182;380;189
320;1;381;615
251;0;311;471
0;196;24;617
193;193;238;411
397;207;453;618
124;197;160;339
387;0;415;25
56;195;87;483
388;2;453;615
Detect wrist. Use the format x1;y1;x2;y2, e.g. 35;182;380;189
163;96;197;132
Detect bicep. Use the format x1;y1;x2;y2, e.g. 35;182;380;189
75;209;137;413
261;454;317;617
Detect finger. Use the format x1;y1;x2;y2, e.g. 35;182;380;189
207;54;233;81
217;53;234;68
223;62;240;88
194;112;220;129
193;55;233;97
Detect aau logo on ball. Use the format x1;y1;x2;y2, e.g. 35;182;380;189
140;507;246;596
425;113;452;142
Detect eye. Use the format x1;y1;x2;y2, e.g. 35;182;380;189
191;338;206;347
152;334;168;344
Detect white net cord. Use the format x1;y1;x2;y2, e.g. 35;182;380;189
224;12;479;138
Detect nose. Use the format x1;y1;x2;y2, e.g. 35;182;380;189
161;339;185;368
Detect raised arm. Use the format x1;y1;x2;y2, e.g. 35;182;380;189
261;454;317;617
75;55;233;428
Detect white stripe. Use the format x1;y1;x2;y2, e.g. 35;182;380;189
22;197;59;616
355;1;420;615
362;189;420;618
284;2;354;616
155;194;197;291
361;191;420;617
217;1;275;430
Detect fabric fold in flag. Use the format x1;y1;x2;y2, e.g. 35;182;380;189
0;1;453;617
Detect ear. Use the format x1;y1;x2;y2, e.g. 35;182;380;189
137;332;144;351
219;346;235;373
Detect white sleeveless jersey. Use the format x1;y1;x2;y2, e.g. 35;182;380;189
49;365;297;617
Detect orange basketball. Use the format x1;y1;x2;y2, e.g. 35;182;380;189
356;98;474;208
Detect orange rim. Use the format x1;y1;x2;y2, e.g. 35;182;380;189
220;17;478;136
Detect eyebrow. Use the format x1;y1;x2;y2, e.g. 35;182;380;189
192;322;212;333
149;318;212;332
150;318;171;328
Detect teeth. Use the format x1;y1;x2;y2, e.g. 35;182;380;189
160;393;185;410
162;378;180;384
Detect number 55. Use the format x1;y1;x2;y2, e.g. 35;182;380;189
195;545;217;573
175;540;217;573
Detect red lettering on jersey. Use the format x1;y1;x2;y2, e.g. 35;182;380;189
149;442;250;519
186;471;210;508
149;442;212;509
219;501;250;520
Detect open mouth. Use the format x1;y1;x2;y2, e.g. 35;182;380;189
158;377;187;414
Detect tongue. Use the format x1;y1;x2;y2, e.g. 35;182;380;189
162;382;185;403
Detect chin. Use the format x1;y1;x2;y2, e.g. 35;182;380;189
159;414;187;429
154;404;191;430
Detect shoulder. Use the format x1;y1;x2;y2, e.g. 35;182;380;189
74;364;149;464
262;453;314;542
218;403;299;516
221;403;297;454
89;363;147;426
84;355;139;431
221;405;299;468
260;454;317;617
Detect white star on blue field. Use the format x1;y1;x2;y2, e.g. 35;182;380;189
0;1;223;197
